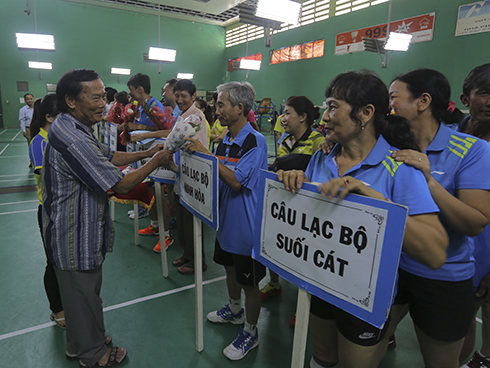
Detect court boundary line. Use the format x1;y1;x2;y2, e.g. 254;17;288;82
0;275;226;341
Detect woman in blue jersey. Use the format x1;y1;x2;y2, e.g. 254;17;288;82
28;94;65;328
388;69;490;368
279;71;448;368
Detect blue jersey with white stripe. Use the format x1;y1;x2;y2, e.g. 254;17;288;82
305;135;438;217
399;123;490;281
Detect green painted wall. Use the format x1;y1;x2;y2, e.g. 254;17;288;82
224;0;490;111
2;0;488;128
0;0;225;128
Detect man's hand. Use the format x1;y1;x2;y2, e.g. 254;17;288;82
146;144;164;157
153;149;173;167
23;132;28;139
183;138;212;155
132;132;149;142
476;272;490;302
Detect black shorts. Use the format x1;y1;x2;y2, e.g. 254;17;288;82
310;296;391;346
394;268;474;342
213;239;266;286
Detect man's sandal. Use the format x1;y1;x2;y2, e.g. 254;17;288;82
66;335;113;361
178;263;208;275
78;347;127;367
50;313;66;329
172;256;189;267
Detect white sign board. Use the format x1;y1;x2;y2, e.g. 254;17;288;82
179;150;219;230
108;122;118;151
253;171;408;327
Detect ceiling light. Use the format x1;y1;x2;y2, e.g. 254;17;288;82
239;59;261;70
148;47;176;62
111;67;131;75
384;32;412;51
177;73;194;79
255;0;302;24
16;33;55;50
28;61;52;70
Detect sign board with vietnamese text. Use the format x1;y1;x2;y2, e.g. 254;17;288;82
179;150;219;230
253;171;408;327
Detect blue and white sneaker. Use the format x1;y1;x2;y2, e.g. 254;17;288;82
223;328;259;360
206;304;245;324
129;205;149;220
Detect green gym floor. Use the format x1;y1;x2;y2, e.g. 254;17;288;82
0;127;482;367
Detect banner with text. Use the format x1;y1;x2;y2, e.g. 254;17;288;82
253;171;408;327
335;12;435;55
456;1;490;36
179;151;219;230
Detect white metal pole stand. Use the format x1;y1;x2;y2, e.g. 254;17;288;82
291;288;311;368
193;215;204;352
154;181;168;278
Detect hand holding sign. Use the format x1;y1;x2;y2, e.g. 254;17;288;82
184;137;212;156
277;169;309;193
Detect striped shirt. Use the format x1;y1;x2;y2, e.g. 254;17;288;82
42;113;124;271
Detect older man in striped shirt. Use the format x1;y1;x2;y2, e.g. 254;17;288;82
42;69;173;368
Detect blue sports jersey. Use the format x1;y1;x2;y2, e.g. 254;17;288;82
215;123;268;256
29;128;48;204
305;135;439;217
399;123;490;281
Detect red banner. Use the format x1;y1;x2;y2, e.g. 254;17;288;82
228;53;262;72
335;12;435;55
271;39;324;65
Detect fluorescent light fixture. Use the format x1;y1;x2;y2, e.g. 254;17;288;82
28;61;53;70
111;67;131;75
239;59;261;70
16;33;55;50
148;47;176;62
177;73;194;79
384;32;413;51
256;0;301;24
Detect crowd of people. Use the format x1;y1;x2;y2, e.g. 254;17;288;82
23;63;490;368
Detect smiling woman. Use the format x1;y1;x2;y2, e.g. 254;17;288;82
278;70;448;368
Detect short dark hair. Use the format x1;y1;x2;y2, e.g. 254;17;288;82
174;79;196;96
24;93;33;99
114;91;129;105
286;96;320;127
392;69;451;123
462;63;490;97
56;69;100;113
105;87;117;102
325;70;419;150
127;73;151;94
165;78;178;88
30;94;59;141
326;70;389;127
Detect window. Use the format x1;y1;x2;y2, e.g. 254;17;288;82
228;53;263;72
270;39;324;65
225;0;329;48
334;0;389;17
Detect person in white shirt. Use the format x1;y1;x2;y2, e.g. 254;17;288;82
19;93;34;144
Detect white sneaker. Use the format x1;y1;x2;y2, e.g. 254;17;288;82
206;305;245;324
223;328;258;360
127;210;134;216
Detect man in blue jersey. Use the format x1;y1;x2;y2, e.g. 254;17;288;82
459;63;490;368
127;72;164;131
43;69;173;368
183;81;268;360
